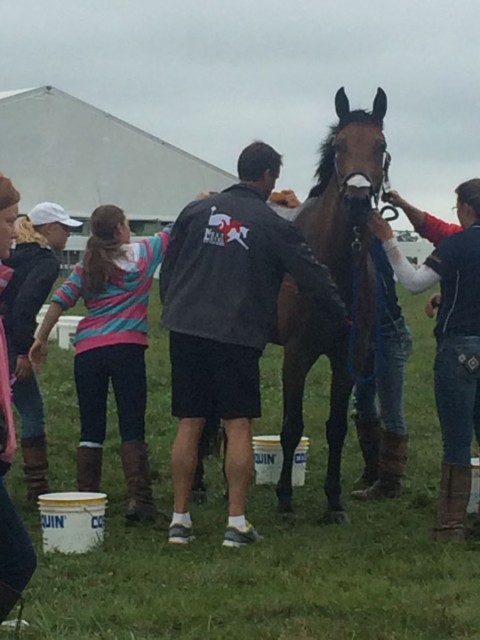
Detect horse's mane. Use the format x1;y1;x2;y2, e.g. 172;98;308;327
308;109;385;199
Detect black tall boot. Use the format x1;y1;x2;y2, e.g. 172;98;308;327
0;581;21;624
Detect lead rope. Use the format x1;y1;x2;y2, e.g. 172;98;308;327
346;153;395;382
347;233;387;384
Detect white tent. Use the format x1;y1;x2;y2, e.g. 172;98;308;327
0;86;236;222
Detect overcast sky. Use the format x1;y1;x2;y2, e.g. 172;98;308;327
1;0;479;228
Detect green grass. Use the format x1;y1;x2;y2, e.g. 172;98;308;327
6;287;480;639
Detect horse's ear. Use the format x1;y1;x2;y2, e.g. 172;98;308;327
372;87;387;122
335;87;350;120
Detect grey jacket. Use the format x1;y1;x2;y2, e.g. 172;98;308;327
160;183;346;350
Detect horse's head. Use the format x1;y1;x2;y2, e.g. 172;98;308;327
334;87;387;229
312;88;389;232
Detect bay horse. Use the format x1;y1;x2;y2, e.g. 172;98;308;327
275;87;390;523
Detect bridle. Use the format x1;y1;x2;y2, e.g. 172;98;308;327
335;152;397;383
337;151;394;210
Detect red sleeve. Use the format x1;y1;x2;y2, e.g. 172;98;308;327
417;212;461;246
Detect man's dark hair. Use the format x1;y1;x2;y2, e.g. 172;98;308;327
456;178;480;218
237;141;282;181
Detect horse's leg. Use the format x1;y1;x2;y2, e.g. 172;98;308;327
276;338;321;514
191;413;221;504
191;433;208;504
322;354;353;524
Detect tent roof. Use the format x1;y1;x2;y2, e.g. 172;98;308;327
0;88;34;100
0;85;236;221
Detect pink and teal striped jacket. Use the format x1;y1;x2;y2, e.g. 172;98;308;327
52;234;169;355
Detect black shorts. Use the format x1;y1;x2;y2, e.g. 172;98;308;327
169;332;262;419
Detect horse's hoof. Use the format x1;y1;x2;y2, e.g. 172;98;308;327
191;489;207;505
320;510;350;525
277;501;294;515
278;510;298;524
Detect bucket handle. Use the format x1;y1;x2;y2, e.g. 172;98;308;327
83;506;105;545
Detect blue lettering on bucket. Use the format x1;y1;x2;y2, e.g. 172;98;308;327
255;453;276;465
41;514;66;529
91;515;105;529
294;452;308;464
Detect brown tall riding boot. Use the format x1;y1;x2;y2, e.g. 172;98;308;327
77;446;103;492
21;435;50;500
352;431;408;500
432;462;471;542
0;581;21;623
352;415;382;489
120;440;156;522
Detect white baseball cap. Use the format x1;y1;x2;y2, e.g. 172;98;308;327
28;202;82;227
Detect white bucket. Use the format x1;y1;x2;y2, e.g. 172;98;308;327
38;492;107;554
467;457;480;514
57;316;83;349
252;435;310;486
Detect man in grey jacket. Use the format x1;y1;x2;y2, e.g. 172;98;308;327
161;141;347;547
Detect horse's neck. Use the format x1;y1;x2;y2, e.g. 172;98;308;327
296;179;373;308
297;180;352;271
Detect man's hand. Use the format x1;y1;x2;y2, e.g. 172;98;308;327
425;292;441;318
15;356;33;380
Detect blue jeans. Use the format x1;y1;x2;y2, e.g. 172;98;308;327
13;372;45;439
353;316;412;434
0;477;36;592
434;335;480;466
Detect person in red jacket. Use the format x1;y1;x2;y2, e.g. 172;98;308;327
386;190;461;246
372;179;480;540
385;190;480;447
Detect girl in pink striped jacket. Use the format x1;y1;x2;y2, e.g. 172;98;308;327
31;205;170;522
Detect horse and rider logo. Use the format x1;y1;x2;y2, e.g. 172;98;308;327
203;206;250;250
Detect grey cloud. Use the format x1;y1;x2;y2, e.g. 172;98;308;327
1;0;480;219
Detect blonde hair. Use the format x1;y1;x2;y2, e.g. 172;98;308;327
15;216;49;246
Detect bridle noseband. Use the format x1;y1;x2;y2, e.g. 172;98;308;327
337;151;392;209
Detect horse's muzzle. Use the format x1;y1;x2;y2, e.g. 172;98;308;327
343;188;373;228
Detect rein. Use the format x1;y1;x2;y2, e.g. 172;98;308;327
342;154;394;384
347;234;386;383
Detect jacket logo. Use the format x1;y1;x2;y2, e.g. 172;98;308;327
203;207;249;250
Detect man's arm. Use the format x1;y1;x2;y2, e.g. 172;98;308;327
159;210;191;303
274;221;347;323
